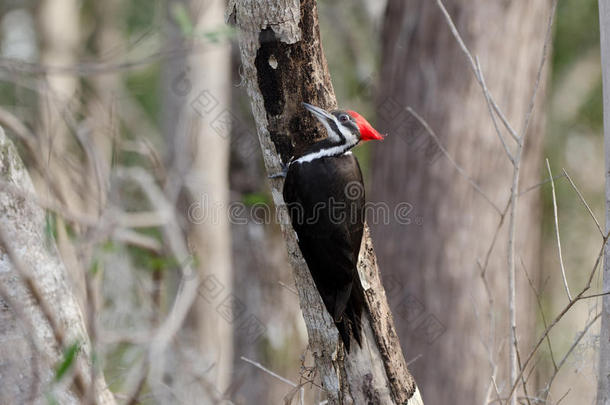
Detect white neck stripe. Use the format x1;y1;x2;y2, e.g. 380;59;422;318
292;142;357;165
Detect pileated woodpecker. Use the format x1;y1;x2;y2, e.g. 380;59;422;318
282;102;384;351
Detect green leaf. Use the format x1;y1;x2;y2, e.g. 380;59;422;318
171;3;194;36
201;25;236;43
242;192;270;206
54;342;81;382
45;213;57;241
89;257;100;275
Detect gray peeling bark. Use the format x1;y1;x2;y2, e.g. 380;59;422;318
228;1;422;404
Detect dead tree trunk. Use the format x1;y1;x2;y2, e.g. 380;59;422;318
0;126;116;405
372;1;549;404
597;1;610;403
229;1;422;403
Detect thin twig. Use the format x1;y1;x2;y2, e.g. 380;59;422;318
124;359;150;405
406;107;502;214
475;57;514;163
483;365;500;405
116;167;201;399
241;356;306;405
520;257;557;371
0;45;208;77
513;333;532;405
519;0;559;141
555;388;571;404
406;354;423;367
241;356;297;387
506;234;608;399
579;291;610;300
546;159;572;301
479;201;510;278
518;174;566;197
562;168;604;236
542;313;600;399
0;106;37;147
278;281;299;296
506;1;558;400
434;0;519;141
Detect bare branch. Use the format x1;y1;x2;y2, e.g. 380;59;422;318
546;158;573;301
475;57;514;163
507;234;608;399
519;174;566;197
406;107;502;214
542;313;601;399
562;168;604;236
241;357;298;388
434;0;519;141
519;0;558;140
520;257;558;372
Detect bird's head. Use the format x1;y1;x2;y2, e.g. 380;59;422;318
303;102;384;145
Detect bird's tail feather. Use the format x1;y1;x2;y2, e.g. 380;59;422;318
336;282;365;352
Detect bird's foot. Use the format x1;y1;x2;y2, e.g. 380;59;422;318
268;164;288;179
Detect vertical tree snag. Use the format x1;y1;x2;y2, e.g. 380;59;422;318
598;1;610;402
228;1;422;403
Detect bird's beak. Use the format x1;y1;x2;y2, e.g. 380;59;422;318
303;102;335;123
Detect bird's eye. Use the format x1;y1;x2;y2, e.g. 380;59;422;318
339;114;349;123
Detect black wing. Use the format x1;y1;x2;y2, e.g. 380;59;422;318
283;154;365;350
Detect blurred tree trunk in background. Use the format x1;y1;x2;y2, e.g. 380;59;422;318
597;0;610;402
161;0;233;399
81;0;122;360
36;0;79;149
87;0;120;212
371;1;549;403
188;0;233;393
36;0;87;310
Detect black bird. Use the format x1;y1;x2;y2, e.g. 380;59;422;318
282;102;384;351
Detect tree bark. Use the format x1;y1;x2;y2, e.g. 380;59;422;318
597;1;610;403
0;126;116;405
229;0;422;403
228;56;307;402
372;1;549;404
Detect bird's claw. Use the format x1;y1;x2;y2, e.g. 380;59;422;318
268;164;288;179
